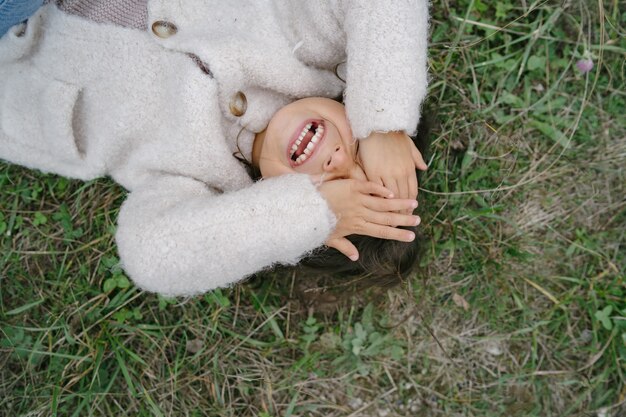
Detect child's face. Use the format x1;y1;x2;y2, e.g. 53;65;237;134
258;98;366;182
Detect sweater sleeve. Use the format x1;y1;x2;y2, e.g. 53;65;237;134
341;0;429;139
115;173;335;297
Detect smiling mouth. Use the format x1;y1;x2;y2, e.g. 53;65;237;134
289;120;325;167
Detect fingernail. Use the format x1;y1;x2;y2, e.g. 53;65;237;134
412;200;418;208
414;216;421;226
407;232;415;241
349;254;359;261
388;193;394;198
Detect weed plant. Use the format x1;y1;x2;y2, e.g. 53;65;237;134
1;1;624;416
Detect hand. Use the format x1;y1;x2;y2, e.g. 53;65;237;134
317;179;420;261
357;131;427;209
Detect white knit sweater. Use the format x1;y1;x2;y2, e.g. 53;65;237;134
0;1;429;296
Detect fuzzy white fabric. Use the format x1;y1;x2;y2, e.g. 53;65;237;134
0;1;429;296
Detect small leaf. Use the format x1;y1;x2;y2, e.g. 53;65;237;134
501;92;523;106
102;256;120;269
112;309;131;323
529;120;570;148
474;0;487;13
460;150;475;174
485;341;503;356
361;304;375;329
63;325;76;345
527;55;546;71
495;3;513;19
452;293;470;311
132;308;143;320
206;289;231;308
33;212;47;226
56;178;69;191
103;278;117;293
116;274;130;289
595;305;613;331
158;295;176;311
354;323;367;341
186;338;204;354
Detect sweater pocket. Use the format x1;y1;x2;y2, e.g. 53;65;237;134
1;69;84;166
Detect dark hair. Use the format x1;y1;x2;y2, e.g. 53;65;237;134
296;111;433;294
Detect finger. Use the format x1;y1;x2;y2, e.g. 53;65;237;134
409;172;418;200
366;211;421;228
393;178;412;214
359;223;416;242
355;180;394;198
413;148;428;171
404;175;419;214
381;176;400;200
364;195;418;212
326;237;359;261
398;177;410;201
365;174;384;187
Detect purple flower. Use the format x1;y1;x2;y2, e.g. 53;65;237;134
576;59;594;74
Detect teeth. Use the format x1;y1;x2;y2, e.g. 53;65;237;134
298;123;313;139
311;127;323;144
295;154;308;165
291;122;325;165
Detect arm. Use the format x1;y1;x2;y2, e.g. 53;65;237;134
116;174;335;297
275;0;429;136
341;0;429;139
116;173;422;295
272;0;430;203
341;0;430;201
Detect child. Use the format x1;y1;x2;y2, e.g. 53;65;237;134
0;2;430;296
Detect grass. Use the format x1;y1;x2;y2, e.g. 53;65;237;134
1;0;625;416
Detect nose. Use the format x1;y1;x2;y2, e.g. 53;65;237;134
323;145;352;175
